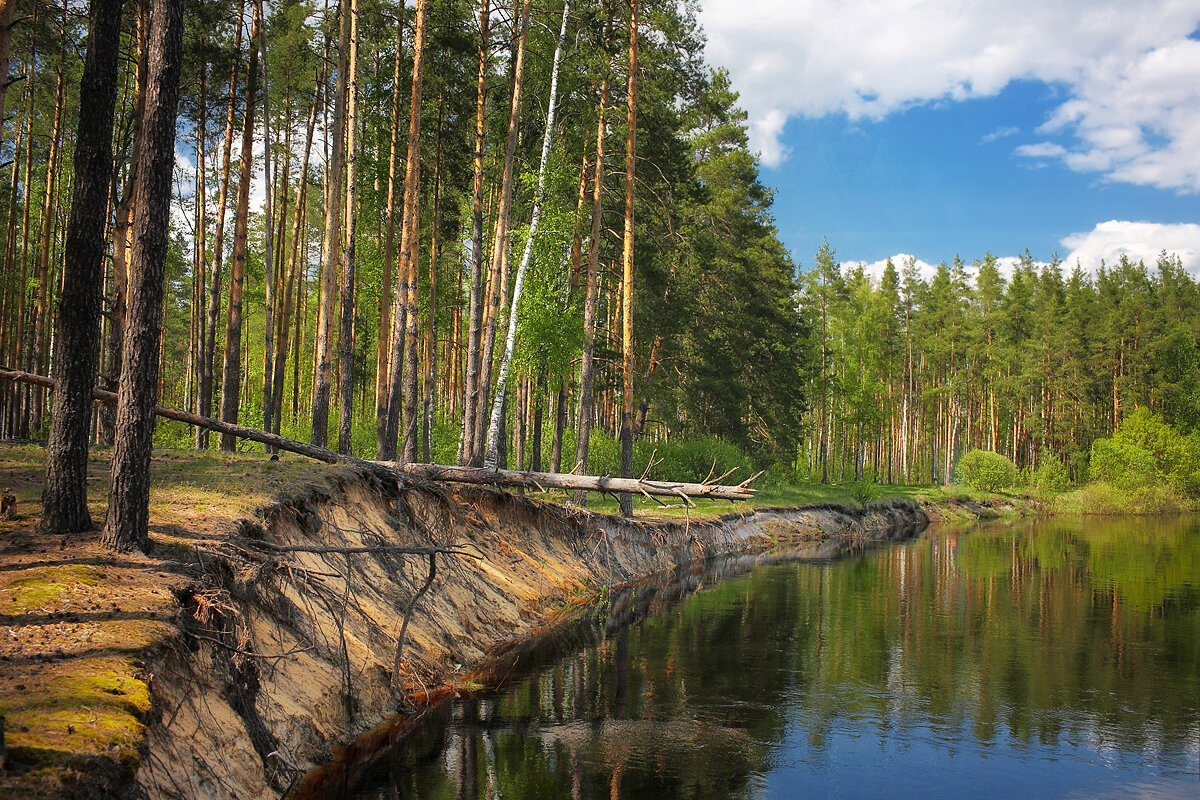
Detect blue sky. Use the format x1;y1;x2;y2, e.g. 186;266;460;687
697;0;1200;278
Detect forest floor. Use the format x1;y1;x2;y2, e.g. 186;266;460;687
0;445;362;798
0;444;1031;797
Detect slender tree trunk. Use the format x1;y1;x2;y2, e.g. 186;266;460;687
458;0;491;464
336;0;360;455
383;0;428;462
473;0;530;465
572;9;613;502
40;0;123;534
484;0;569;467
255;0;276;445
30;14;66;434
219;13;259;450
8;55;32;439
376;17;404;451
191;62;207;440
200;2;244;447
422;96;445;463
312;0;349;447
530;372;545;472
102;0;183;552
618;0;638;517
272;77;318;434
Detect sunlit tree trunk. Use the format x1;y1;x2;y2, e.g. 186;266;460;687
572;6;612;500
618;0;639;517
376;16;403;451
422;96;445;463
383;0;428;462
200;2;244;448
337;0;360;455
484;0;569;468
255;0;276;445
219;9;260;450
472;0;530;466
459;0;491;464
312;0;348;448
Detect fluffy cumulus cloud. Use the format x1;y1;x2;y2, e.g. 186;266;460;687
1062;220;1200;272
840;221;1200;286
842;254;1028;285
698;0;1200;190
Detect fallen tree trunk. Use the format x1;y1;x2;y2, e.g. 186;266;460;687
0;366;757;501
378;461;758;502
2;365;342;465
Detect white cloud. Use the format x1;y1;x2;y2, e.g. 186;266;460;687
698;0;1200;190
1061;220;1200;273
838;222;1200;285
980;126;1019;144
842;254;938;284
843;253;1029;285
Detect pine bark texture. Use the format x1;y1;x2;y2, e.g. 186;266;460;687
102;0;184;552
40;0;124;534
383;0;428;462
337;0;360;456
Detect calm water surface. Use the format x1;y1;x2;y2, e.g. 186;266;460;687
350;516;1200;799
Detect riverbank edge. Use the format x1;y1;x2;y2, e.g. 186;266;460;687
0;462;1001;799
131;467;954;800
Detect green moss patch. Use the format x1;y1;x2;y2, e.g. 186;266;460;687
0;565;106;616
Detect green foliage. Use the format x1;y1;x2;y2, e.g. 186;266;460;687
1031;458;1071;494
1087;409;1200;498
954;449;1018;492
848;479;875;505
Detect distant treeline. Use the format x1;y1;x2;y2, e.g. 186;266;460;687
798;244;1200;484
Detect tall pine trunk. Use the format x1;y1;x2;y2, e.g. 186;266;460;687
102;0;183;552
311;0;349;447
383;0;428;462
484;0;570;467
30;13;66;435
572;6;613;500
255;0;276;444
422;96;445;463
200;3;244;447
473;0;530;465
40;0;123;534
219;12;259;450
618;0;638;517
336;0;360;455
459;0;491;464
375;17;404;451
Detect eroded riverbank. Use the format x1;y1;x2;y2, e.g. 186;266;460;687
138;471;928;799
1;455;932;799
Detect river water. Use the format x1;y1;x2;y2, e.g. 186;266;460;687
348;516;1200;799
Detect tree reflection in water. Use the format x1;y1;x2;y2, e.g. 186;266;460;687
350;516;1200;799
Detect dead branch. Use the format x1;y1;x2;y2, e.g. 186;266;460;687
0;366;760;502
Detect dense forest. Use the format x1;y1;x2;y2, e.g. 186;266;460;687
798;246;1200;486
0;0;1197;540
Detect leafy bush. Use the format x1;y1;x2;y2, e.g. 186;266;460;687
954;449;1018;492
848;479;875;505
1032;458;1070;493
1053;481;1196;515
1088;409;1200;497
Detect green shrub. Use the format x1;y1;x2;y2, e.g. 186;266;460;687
1090;437;1157;488
1032;458;1070;493
848;479;875;505
954;449;1018;492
